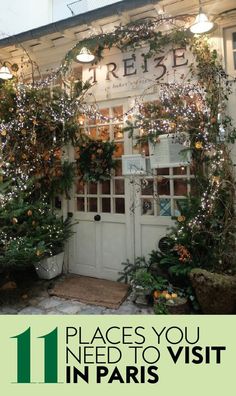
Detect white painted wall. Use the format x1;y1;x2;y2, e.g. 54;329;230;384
0;0;122;37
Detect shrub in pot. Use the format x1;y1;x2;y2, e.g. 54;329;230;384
0;189;73;278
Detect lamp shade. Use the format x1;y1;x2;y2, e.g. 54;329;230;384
0;65;13;80
76;47;95;63
190;10;214;34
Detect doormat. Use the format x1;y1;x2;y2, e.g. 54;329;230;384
50;275;130;309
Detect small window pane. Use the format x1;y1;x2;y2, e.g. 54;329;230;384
114;143;124;158
156;168;169;175
87;198;97;212
98;125;109;140
77;198;85;211
88;127;97;139
112;106;123;119
142;199;154;215
76;180;85;194
159;198;171;216
114;179;124;195
100;108;110;119
174;179;187;196
140;142;149;156
113;124;124;140
115;160;122;176
174;199;187;216
102;198;111;213
157;179;170;195
234;52;236;70
173;166;187;175
115;198;125;214
88;182;97;194
141;179;153;195
101;180;110;194
88;114;96;125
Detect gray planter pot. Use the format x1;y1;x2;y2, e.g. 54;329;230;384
190;268;236;314
34;252;64;280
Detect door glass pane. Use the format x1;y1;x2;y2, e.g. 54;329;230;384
77;198;85;211
140;142;149;156
88;182;97;194
88;198;97;212
98;125;109;140
156;168;169;175
174;199;186;216
157;179;170;195
113;124;124;140
100;108;110;119
76;180;85;194
141;179;153;195
112;105;123;119
114;179;124;195
115;198;125;214
115;160;122;176
101;198;111;213
88;127;97;138
142;199;154;215
159;198;171;216
101;180;110;194
174;179;187;196
114;143;124;158
173;166;187;175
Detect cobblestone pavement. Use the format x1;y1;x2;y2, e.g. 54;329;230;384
0;275;154;315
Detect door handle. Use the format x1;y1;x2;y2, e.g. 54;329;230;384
94;214;101;221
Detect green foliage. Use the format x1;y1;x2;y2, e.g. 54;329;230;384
118;256;168;293
153;298;169;315
0;186;74;270
77;136;117;182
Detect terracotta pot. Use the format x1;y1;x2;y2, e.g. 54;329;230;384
190;268;236;314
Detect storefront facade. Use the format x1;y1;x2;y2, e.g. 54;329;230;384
0;0;236;280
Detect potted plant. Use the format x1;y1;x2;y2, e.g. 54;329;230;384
33;215;73;280
0;185;73;279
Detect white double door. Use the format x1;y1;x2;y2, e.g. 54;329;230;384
68;98;172;281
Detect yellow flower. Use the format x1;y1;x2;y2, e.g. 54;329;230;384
195;141;203;149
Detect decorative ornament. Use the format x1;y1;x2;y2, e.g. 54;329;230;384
27;210;33;216
177;215;186;222
195;141;203;149
212;176;220;185
12;217;18;224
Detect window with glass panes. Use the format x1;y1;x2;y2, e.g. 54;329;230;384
135;102;193;217
75;105;125;214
